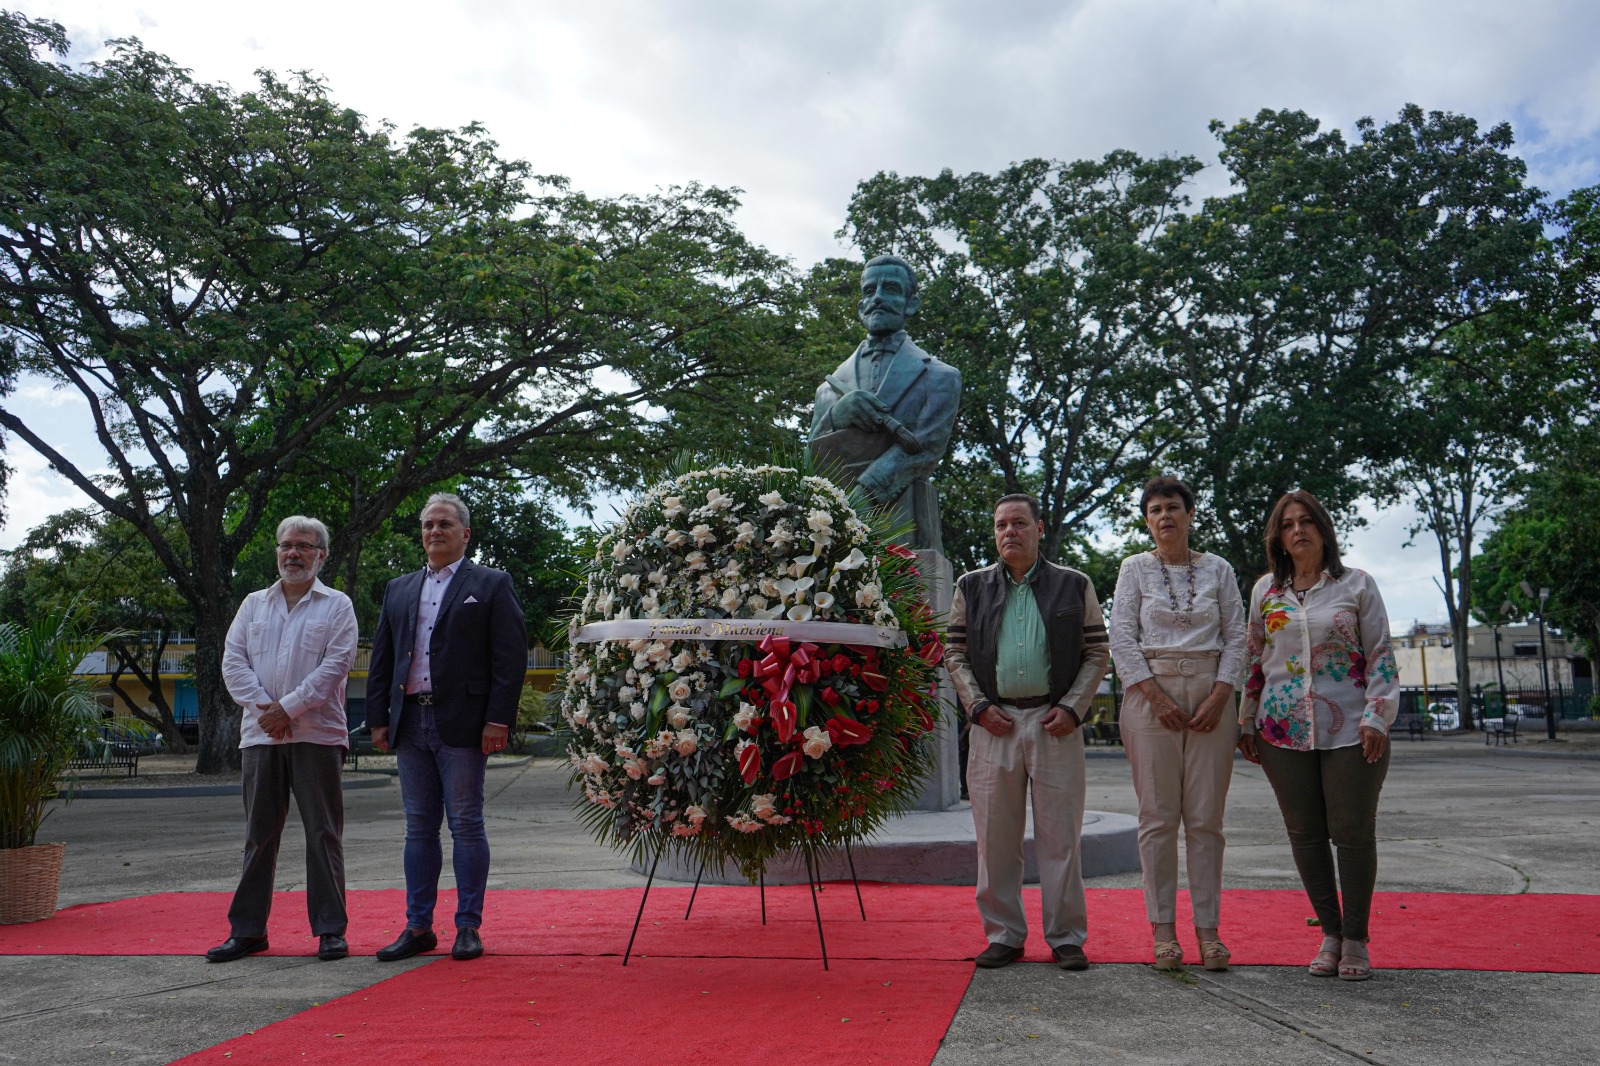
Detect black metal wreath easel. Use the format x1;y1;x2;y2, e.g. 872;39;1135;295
622;836;868;971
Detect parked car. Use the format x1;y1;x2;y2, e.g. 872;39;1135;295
97;720;165;756
1426;702;1460;731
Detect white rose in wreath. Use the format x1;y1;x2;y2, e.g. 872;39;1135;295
802;725;833;759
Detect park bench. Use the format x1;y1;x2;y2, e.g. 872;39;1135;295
1399;713;1426;740
1484;711;1520;747
65;742;140;778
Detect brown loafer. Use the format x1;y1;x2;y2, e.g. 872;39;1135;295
974;942;1024;968
1052;943;1089;971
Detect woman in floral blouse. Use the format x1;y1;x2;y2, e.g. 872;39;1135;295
1238;490;1399;982
1110;476;1248;973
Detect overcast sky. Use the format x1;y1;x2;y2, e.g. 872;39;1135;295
10;0;1600;626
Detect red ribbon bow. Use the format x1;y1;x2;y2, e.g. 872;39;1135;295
754;634;820;742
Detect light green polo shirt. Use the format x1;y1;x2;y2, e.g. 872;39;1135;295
994;560;1049;699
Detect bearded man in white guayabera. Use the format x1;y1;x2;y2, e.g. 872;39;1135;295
208;516;358;964
946;494;1111;972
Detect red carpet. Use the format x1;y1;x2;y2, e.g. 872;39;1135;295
168;956;971;1066
4;885;1598;973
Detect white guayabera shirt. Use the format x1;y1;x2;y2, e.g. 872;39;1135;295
1109;552;1249;688
222;578;360;748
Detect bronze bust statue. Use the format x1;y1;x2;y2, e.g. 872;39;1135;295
809;255;961;554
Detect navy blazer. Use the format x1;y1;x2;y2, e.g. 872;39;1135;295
366;557;527;748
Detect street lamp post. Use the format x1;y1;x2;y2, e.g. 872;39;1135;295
1491;600;1511;719
1521;582;1557;740
1418;636;1432;723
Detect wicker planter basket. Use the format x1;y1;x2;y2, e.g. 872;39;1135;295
0;842;65;924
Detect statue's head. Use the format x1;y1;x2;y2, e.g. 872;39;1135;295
858;255;921;337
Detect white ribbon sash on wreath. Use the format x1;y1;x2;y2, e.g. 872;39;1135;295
573;618;906;648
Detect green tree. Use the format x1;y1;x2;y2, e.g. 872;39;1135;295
0;16;799;772
837;152;1200;568
1387;324;1550;728
0;510;194;751
1472;418;1600;664
1155;106;1544;588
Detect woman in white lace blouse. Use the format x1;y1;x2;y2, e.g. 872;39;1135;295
1109;476;1248;972
1237;490;1400;982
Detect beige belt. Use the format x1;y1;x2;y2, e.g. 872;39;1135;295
1143;649;1220;678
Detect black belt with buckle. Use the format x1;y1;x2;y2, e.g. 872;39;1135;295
403;693;435;707
1005;695;1052;709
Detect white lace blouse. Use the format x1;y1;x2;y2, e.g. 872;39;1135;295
1109;551;1249;688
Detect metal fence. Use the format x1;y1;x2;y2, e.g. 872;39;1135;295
1399;683;1596;724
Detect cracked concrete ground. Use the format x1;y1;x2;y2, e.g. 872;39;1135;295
3;732;1596;1065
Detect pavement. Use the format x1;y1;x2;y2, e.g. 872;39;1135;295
3;730;1598;1064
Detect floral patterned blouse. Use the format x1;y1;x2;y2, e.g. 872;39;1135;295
1239;568;1400;751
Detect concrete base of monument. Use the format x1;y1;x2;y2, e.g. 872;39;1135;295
629;805;1140;886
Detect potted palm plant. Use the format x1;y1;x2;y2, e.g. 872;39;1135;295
0;608;104;923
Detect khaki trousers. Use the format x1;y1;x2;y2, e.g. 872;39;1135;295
968;701;1087;950
1119;651;1238;927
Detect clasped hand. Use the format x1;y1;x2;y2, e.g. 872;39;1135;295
1150;692;1224;733
978;706;1077;738
256;701;293;741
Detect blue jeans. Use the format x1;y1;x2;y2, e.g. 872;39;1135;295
395;705;489;931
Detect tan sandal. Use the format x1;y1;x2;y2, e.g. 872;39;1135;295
1338;939;1371;981
1309;935;1341;977
1198;939;1231;972
1153;939;1184;971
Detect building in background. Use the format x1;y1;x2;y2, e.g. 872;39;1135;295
1394;621;1590;706
76;640;564;740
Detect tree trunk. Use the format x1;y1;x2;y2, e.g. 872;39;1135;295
107;634;190;754
1454;517;1476;730
191;599;241;774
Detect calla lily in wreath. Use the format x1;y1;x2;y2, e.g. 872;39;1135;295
771;749;805;781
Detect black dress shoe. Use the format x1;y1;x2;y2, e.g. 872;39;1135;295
317;934;349;961
376;928;438;961
974;942;1024;969
205;936;268;963
1053;943;1090;971
451;926;483;961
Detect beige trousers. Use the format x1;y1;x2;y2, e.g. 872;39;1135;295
968;701;1087;949
1119;651;1239;927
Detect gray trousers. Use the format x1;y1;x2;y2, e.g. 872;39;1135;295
228;743;348;938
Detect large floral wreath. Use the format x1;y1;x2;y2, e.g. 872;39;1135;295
560;464;945;879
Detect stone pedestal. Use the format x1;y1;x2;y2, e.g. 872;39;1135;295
912;549;961;812
633;806;1140;885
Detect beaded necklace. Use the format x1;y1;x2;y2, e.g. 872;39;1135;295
1155;550;1197;628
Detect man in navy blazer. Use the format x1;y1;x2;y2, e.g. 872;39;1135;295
367;492;527;962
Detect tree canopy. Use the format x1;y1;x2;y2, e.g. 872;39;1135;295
0;15;811;771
